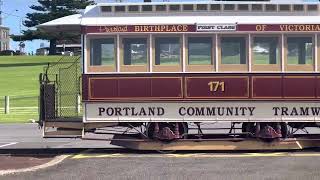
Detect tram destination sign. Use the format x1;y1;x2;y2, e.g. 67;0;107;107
237;24;320;32
85;102;320;122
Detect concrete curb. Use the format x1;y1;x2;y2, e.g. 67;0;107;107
0;154;70;176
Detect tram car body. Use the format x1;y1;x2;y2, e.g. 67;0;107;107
39;0;320;142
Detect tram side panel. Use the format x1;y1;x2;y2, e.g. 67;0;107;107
82;73;320;123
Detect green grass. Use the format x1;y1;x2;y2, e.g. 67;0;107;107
0;56;62;123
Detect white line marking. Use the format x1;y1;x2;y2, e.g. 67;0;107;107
0;155;70;176
0;142;18;148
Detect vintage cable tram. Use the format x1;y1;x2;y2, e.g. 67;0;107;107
38;0;320;150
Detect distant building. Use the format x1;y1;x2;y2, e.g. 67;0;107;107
0;26;10;51
36;47;49;56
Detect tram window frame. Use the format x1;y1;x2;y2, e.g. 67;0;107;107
128;5;139;12
307;5;318;11
285;35;314;72
153;36;182;72
279;5;291;11
265;4;277;12
186;35;215;72
120;36;149;72
251;35;281;72
87;36;117;73
197;4;208;11
101;6;112;13
114;6;125;12
155;5;167;12
218;35;248;72
223;4;235;11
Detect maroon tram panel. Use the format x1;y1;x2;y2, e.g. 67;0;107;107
185;77;249;99
83;74;320;101
283;76;317;98
252;77;282;98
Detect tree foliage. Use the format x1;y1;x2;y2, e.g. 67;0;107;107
11;0;95;54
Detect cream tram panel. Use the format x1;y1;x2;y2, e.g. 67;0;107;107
84;102;320;122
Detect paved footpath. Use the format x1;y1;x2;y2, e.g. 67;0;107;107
0;123;119;150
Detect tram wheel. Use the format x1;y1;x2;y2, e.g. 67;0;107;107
146;122;188;141
241;122;288;139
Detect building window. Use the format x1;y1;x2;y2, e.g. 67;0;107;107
287;37;313;65
221;37;246;64
90;38;115;66
253;37;279;65
123;38;148;65
188;37;212;65
155;37;180;65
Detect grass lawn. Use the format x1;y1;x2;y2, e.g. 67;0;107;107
0;56;62;123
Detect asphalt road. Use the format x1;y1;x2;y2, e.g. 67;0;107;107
3;150;320;180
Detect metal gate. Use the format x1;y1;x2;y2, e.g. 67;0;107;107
39;56;81;127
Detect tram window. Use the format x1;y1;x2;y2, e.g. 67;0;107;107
169;5;180;11
155;5;166;11
221;37;246;64
197;4;208;11
142;5;152;12
287;37;313;65
123;38;148;65
115;6;125;12
90;39;115;66
183;4;194;11
252;4;263;11
265;4;277;11
293;5;304;11
279;5;290;11
188;37;212;65
307;5;318;11
253;37;279;65
155;37;180;65
238;4;249;11
101;6;112;12
210;4;221;11
128;5;139;12
224;4;235;11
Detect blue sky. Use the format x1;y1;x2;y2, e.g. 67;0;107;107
3;0;140;53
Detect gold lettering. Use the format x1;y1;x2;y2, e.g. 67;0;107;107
280;25;286;31
171;25;177;32
288;25;294;31
134;26;140;32
208;81;225;92
183;25;188;32
256;25;267;31
155;25;161;32
176;25;183;31
161;25;165;32
143;26;149;32
306;25;311;31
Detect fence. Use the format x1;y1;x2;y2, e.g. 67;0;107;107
0;94;82;122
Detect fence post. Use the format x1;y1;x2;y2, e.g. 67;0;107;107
76;94;81;114
4;96;9;114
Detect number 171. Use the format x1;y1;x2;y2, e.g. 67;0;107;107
208;81;225;92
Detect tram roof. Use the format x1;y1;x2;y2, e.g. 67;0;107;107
38;1;320;32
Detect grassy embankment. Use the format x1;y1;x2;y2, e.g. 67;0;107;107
0;56;62;123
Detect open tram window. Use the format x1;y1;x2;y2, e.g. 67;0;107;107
155;37;181;66
253;37;279;65
123;38;148;65
188;37;212;65
221;37;246;65
287;37;313;65
90;38;115;66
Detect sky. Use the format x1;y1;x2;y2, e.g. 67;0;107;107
2;0;141;53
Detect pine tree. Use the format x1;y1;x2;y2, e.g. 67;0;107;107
11;0;95;55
